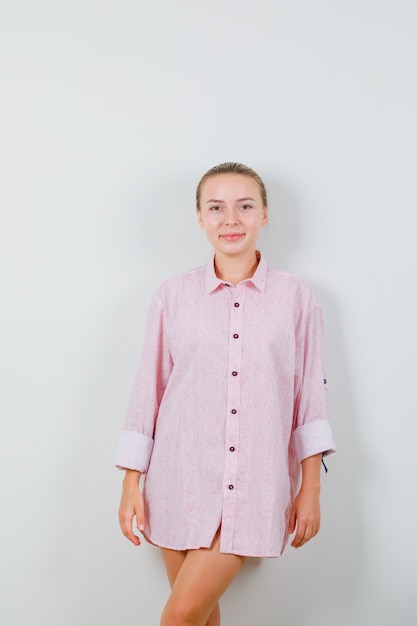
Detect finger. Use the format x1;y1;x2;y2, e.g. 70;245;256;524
302;520;320;544
119;511;141;545
291;531;304;548
299;527;313;547
292;532;308;548
292;521;318;548
293;513;305;545
291;518;309;548
123;521;141;545
135;506;146;532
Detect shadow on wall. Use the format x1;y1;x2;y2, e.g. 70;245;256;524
260;178;302;272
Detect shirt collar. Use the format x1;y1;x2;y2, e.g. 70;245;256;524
205;251;268;294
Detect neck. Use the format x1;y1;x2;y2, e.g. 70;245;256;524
214;250;260;285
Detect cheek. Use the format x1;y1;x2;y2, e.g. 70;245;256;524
201;216;220;231
247;216;265;230
199;220;218;240
198;215;213;231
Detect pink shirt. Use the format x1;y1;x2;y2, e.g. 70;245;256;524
116;253;336;557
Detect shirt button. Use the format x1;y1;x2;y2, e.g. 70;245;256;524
233;333;239;339
228;484;234;490
234;302;240;307
231;409;237;414
229;446;235;452
232;371;238;376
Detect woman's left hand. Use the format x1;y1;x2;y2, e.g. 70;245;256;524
288;488;321;548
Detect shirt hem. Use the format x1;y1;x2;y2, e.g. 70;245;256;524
142;530;285;558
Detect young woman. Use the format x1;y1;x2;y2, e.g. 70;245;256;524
116;162;336;626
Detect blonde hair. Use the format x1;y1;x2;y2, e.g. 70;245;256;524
196;162;268;210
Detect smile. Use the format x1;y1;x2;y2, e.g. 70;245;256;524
220;233;245;241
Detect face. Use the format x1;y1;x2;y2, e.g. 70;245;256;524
197;174;267;258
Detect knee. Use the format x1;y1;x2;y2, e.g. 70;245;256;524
160;601;219;626
205;604;220;626
160;601;198;626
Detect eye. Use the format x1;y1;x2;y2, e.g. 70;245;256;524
241;204;252;210
209;205;221;211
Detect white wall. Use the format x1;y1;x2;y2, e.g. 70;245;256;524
1;1;416;624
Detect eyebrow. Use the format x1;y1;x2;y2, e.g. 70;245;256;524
205;197;256;204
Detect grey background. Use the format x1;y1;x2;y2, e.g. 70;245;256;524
1;1;416;624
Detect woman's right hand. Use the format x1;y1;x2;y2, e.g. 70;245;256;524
118;469;145;546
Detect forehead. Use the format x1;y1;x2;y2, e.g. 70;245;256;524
200;174;262;201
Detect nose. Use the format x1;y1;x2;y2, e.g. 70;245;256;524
224;207;239;225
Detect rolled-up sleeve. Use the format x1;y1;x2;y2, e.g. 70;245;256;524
115;431;154;472
292;291;336;463
292;420;335;463
115;287;173;472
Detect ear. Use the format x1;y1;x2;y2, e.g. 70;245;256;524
261;205;268;226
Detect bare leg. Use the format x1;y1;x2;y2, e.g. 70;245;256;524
160;530;246;626
161;547;220;626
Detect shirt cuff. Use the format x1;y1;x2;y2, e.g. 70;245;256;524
292;420;336;464
115;431;154;472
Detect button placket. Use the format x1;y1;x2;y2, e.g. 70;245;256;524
221;285;245;550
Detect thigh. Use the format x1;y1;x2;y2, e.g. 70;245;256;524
161;531;246;626
160;547;187;588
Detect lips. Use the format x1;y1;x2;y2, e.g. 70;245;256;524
220;233;245;241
